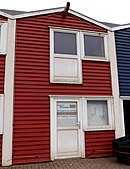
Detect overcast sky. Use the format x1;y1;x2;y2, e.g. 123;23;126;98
1;0;130;24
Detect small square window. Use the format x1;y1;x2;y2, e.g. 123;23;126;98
87;100;109;127
84;35;105;57
82;32;108;61
54;32;77;55
83;98;113;131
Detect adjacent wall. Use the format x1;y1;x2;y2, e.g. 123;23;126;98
13;12;113;164
0;15;7;165
115;28;130;96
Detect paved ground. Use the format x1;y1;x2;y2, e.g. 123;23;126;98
0;157;130;169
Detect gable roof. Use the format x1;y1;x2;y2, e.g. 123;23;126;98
0;7;112;31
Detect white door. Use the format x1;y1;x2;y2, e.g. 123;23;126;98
55;99;82;159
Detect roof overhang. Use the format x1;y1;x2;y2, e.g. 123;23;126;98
0;11;12;19
0;7;112;31
112;24;130;31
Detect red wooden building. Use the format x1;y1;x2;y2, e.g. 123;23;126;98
0;4;119;166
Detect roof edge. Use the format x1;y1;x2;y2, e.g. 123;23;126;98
13;7;112;31
0;11;12;19
69;9;112;31
0;6;113;31
12;7;64;19
112;24;130;31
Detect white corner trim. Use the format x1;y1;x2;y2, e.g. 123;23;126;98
108;31;125;138
2;19;16;166
0;94;4;134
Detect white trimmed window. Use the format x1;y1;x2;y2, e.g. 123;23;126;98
81;32;108;61
0;22;8;54
50;28;82;84
0;95;4;134
50;28;109;84
83;97;113;131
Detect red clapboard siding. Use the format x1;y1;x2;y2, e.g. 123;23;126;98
0;15;7;21
85;131;115;158
0;56;5;93
13;12;112;164
0;136;2;165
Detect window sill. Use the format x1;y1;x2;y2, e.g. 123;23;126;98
83;126;114;131
0;52;7;55
82;56;109;62
50;79;82;84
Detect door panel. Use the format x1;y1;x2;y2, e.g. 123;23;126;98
57;129;79;154
56;100;81;158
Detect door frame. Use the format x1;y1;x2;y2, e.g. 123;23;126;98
50;96;85;160
120;96;130;136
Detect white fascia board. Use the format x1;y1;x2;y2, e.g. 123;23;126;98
112;24;130;31
69;9;112;31
12;7;111;31
0;11;12;19
12;7;64;19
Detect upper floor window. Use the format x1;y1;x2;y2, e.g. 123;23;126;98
81;32;108;61
0;22;7;54
50;28;82;84
54;32;77;55
50;27;108;84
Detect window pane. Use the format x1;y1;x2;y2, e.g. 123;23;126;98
57;101;77;127
54;32;77;55
54;58;78;77
87;100;109;126
84;35;105;57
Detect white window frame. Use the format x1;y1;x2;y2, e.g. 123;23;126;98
0;94;4;134
81;31;109;61
50;28;82;84
83;97;114;131
0;22;8;54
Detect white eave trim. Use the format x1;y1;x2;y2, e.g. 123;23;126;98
0;11;12;19
69;9;112;31
12;7;64;19
0;7;112;31
112;24;130;31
